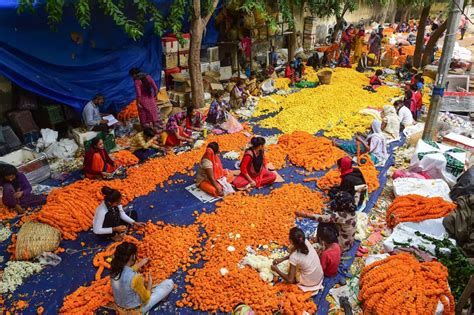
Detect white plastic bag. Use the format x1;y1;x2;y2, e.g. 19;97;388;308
393;178;452;201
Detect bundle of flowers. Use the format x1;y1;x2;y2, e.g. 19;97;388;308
358;253;454;314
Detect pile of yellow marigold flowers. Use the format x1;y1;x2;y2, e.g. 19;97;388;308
255;68;403;139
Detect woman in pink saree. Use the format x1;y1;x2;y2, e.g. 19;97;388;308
129;68;163;131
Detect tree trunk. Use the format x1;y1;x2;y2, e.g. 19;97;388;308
332;16;343;42
421;21;447;67
413;4;431;68
390;3;397;24
401;6;410;22
189;17;205;108
189;0;219;108
381;0;391;24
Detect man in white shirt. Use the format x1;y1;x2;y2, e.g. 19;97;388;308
82;94;108;132
394;100;414;128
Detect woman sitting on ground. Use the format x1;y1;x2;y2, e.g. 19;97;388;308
296;191;358;252
381;105;401;140
93;187;144;241
232;137;277;190
0;164;46;213
163;109;194;147
394;100;414;128
110;242;174;313
207;91;243;134
83;137;117;179
271;227;324;293
370;69;384;88
354;120;389;165
229;81;248;110
130;127;160;161
196;142;235;197
316;223;341;277
328;156;367;207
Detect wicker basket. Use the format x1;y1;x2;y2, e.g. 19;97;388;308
16;221;61;260
317;70;333;85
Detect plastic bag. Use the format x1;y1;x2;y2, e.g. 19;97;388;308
393;177;452;201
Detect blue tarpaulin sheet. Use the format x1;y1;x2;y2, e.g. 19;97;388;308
0;124;402;314
0;1;220;113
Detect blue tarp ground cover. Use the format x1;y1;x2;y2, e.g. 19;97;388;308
1;121;402;314
0;1;220;113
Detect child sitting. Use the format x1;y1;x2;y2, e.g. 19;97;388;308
316;223;342;277
370;69;384;88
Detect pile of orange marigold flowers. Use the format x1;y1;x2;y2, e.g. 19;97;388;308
112;150;139;166
358;253;454;314
180;184;325;313
117;101;138;121
278;131;346;171
386;194;456;228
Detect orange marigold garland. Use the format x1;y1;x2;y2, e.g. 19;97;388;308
111;150;139;166
358;253;455;315
357;154;380;193
60;277;113;314
386;195;456;228
278;131;346;171
33;132;251;240
180;184;324;313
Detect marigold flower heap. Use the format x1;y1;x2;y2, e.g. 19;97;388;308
358;253;454;315
117;100;138;121
112;150;139;166
180;184;325;313
386;194;456;228
62;223;202;313
278;131;346;171
254;68;402;139
317;169;341;191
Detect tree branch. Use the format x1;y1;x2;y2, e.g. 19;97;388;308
192;0;201;20
203;0;219;26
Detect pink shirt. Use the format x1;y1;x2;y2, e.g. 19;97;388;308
320;243;342;277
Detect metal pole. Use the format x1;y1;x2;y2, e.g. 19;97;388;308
422;0;464;140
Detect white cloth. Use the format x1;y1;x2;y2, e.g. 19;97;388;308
398;106;414;127
92;202;135;235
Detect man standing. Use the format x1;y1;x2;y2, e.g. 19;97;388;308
459;15;468;40
82;94;109;132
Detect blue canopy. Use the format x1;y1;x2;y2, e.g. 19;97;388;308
0;1;220;113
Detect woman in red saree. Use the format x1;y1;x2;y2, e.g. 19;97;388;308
196;142;234;197
83;137;117;179
232;137;276;189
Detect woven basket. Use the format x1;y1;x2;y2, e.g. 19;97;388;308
16;221;61;260
317;70;333;85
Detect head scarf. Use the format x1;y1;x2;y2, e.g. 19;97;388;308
383;105;397;117
339;156;353;178
203;147;224;180
370;120;383;134
367;120;388;160
330;191;356;213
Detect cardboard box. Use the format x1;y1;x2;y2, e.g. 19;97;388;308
171;72;191;93
162;36;179;54
219;66;232;81
179;51;189;68
442;132;474;151
209;61;220;72
210;83;224;92
200;62;210;73
207;46;219;63
165;53;178;69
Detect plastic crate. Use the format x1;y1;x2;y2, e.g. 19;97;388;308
39;104;65;125
84;132;116;152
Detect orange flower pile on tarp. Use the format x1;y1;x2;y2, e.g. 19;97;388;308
278;131;346;171
64;222;202;313
33;132;251;240
180;184;324;313
117;101;138;121
358;253;454;314
111;150;139;166
357;154;380;193
317;169;341;191
0;207;17;220
386;194;456;228
266;144;287;169
60;277;113;314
